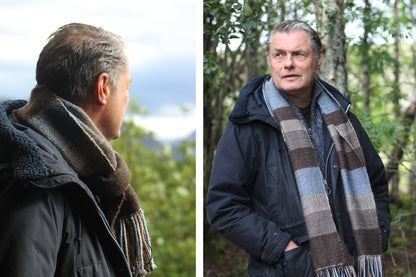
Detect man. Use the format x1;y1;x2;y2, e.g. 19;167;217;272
0;23;155;277
206;20;390;276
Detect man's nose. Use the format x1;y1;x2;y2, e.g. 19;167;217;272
283;54;295;68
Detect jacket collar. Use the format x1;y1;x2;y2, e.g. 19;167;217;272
229;74;351;122
0;100;49;180
0;100;79;182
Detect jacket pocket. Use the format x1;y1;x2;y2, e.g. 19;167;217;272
266;163;304;227
76;261;114;277
280;245;314;277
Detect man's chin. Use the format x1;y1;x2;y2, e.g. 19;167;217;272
108;131;121;141
278;84;302;94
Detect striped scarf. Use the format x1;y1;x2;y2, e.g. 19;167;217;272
12;85;156;276
263;78;383;276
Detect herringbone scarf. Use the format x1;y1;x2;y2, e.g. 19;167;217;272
263;78;383;276
12;85;156;276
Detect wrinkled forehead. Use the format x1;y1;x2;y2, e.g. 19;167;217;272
270;30;312;51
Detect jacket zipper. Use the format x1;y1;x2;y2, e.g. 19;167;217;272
95;200;133;277
324;143;335;195
75;216;82;256
323;104;350;195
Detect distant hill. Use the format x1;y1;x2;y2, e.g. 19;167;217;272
141;130;195;161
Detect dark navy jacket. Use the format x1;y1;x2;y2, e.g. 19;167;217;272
0;100;132;277
206;75;390;276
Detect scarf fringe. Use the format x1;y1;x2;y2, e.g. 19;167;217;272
315;255;383;277
357;255;383;277
316;265;356;277
117;209;156;277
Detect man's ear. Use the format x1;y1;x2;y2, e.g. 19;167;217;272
317;51;323;67
93;73;110;105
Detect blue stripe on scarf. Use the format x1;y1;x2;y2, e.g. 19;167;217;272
340;168;373;196
295;167;327;197
263;79;290;113
316;92;339;114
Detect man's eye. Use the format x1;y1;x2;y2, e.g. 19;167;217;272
294;53;307;60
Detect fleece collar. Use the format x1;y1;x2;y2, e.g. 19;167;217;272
0;100;49;180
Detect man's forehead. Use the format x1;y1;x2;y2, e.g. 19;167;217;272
270;31;311;49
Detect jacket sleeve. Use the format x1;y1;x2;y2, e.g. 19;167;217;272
206;121;291;264
0;183;65;276
349;112;391;252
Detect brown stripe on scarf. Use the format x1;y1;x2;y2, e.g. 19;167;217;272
334;150;365;170
303;209;337;237
289;148;320;170
354;229;383;255
309;233;355;269
273;106;300;121
321;109;348;125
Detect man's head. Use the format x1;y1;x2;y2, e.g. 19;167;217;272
36;23;131;140
266;20;323;107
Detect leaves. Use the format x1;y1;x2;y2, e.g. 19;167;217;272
111;105;195;277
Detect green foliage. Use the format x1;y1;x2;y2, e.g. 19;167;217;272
386;200;416;277
355;111;398;154
111;112;195;276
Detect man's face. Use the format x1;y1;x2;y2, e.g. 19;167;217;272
102;68;131;140
267;30;322;102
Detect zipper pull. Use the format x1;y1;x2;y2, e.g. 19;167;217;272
324;179;331;195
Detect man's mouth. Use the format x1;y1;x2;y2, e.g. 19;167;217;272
282;74;299;79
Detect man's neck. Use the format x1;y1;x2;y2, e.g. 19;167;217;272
288;93;311;108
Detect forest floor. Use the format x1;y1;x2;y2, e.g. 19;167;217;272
204;214;416;277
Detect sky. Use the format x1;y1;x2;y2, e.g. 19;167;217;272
0;0;196;142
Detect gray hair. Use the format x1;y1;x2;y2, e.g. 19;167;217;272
266;20;322;59
36;23;128;104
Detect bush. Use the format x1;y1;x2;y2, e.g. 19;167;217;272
112;119;196;276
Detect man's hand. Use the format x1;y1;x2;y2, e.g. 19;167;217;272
284;240;299;252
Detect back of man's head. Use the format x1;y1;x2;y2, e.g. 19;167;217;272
36;23;128;104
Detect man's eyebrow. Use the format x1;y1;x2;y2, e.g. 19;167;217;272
272;47;305;52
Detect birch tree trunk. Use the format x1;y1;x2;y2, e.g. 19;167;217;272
319;0;349;98
386;0;401;198
361;0;371;115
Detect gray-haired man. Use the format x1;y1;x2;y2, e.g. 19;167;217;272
207;20;390;276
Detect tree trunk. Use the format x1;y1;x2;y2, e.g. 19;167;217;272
392;0;401;119
387;0;401;199
385;104;416;185
312;0;323;34
319;0;349;98
278;0;286;22
203;7;224;251
361;0;371;115
408;0;416;199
